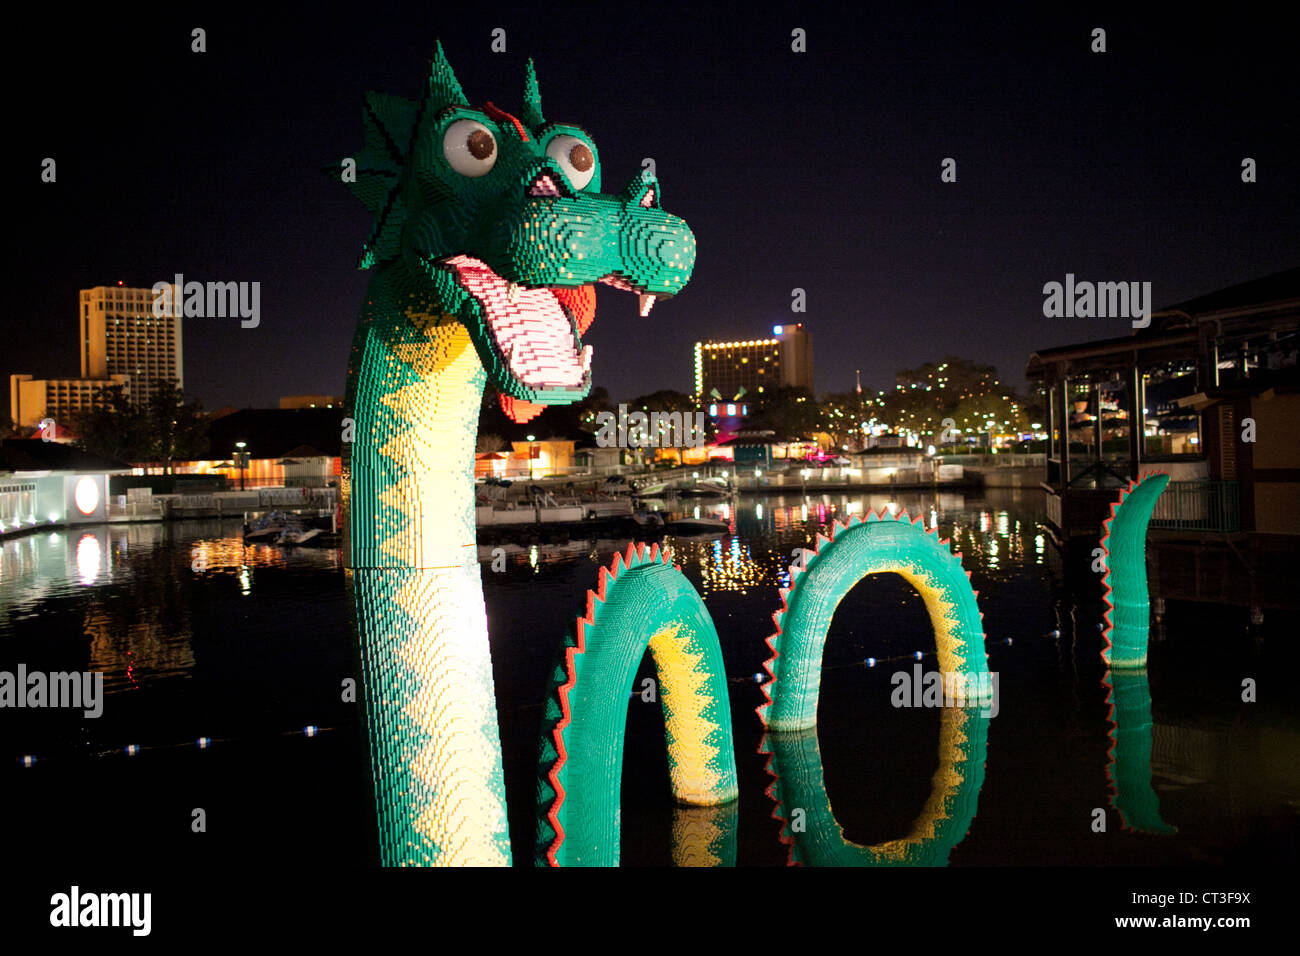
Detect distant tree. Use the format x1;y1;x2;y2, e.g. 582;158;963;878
624;389;711;445
70;381;207;468
476;432;506;454
143;381;208;473
574;385;614;434
817;390;875;451
874;357;1032;445
69;384;147;461
753;385;820;439
0;408;17;439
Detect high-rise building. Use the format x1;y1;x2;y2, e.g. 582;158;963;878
80;284;183;401
693;323;814;400
8;284;183;428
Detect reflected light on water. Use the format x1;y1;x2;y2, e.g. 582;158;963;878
77;534;101;585
698;535;767;595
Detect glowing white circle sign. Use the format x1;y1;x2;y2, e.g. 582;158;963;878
74;477;100;516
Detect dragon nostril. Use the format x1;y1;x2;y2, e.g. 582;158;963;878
639;188;655;208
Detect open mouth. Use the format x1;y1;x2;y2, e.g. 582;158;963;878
440;254;660;392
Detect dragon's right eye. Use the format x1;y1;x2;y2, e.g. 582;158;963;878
443;119;497;177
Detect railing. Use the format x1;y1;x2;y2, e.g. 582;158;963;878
161;487;338;514
107;499;167;518
936;453;1046;468
1149;480;1240;533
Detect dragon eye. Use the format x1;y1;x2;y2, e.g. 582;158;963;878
546;134;597;190
443;119;497;177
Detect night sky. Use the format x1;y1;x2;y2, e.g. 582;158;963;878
12;3;1298;411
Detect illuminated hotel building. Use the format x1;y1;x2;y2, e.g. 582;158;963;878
693;323;814;401
79;284;183;402
9;284;182;428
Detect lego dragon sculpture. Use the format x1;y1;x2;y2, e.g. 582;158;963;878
338;43;1028;867
340;42;699;865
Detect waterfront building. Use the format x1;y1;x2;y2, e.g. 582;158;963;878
1026;266;1299;618
152;408;345;489
693;323;814;402
0;439;131;537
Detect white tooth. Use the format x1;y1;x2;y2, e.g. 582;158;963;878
582;345;593;371
507;281;519;304
638;294;655;317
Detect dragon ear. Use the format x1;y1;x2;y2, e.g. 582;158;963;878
423;39;468;115
522;58;544;129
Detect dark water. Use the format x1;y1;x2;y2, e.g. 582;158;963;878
3;489;1297;867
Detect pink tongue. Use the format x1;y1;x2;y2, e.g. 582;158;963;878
443;255;584;388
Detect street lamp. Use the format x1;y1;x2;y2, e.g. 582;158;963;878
526;434;536;480
235;441;248;491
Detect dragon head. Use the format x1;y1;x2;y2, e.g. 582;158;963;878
343;41;696;422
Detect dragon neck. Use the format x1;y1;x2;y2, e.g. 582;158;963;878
344;261;512;866
344;262;485;570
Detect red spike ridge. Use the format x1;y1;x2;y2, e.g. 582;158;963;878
596;567;611;602
897;509;911;522
548;600;594;865
648;542;660;563
583;591;598;622
624;541;637;568
609;550;625;576
815;533;831;552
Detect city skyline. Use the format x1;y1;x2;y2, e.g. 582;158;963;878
12;6;1298;412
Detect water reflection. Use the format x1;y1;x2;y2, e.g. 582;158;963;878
760;706;989;866
1104;669;1177;835
1;522;340;696
670;802;738;867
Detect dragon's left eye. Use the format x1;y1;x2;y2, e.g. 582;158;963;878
443;119;498;177
546;134;596;190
